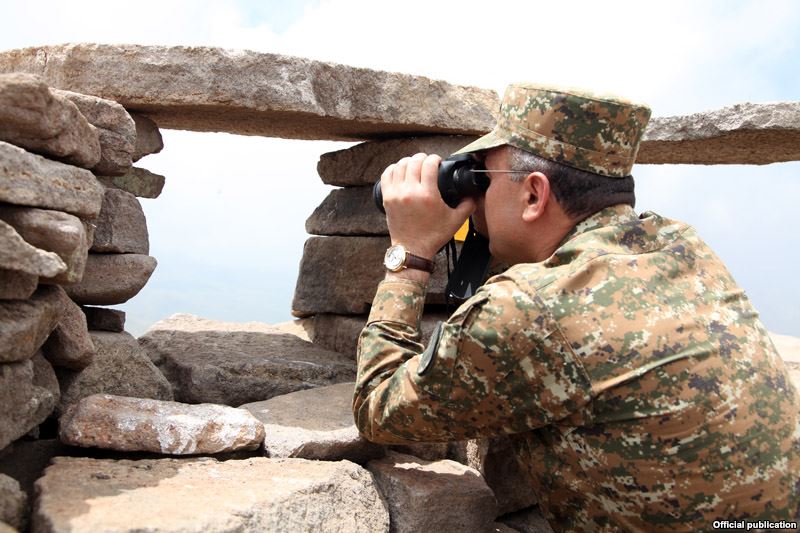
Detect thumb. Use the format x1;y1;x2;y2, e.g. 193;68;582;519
453;197;477;221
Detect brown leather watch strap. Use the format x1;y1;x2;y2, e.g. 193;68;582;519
405;252;435;273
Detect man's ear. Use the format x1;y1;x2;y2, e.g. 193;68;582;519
521;171;550;222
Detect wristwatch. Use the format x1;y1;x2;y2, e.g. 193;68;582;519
383;244;435;273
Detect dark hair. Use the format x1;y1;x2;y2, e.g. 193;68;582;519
507;147;635;220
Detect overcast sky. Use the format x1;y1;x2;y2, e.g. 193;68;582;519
2;0;798;337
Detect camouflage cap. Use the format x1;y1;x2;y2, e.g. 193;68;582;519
454;83;652;178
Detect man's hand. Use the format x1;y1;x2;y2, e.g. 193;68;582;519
381;153;477;261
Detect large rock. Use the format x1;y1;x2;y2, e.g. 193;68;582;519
318;135;479;186
33;456;390;533
56;330;173;414
0;141;104;218
306;186;387;236
90;187;149;254
498;506;554;533
81;306;125;332
96;166;165;199
0;44;498;141
0;205;90;284
639;102;800;164
31;350;60;406
0;474;26;531
41;288;95;370
367;451;497;533
138;313;356;406
0;73;101;168
292;236;453;316
0;219;65;279
0;359;57;450
0;439;65;506
54;89;136;175
63;253;157;305
0;285;64;363
60;393;265;454
240;381;383;463
0;269;37;300
130;112;163;162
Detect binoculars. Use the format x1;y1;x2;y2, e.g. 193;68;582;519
372;154;489;212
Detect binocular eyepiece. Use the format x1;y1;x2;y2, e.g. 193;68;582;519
373;154;489;213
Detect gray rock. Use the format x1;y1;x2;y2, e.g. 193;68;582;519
41;288;95;369
0;141;104;218
138;313;356;406
0;72;101;168
0;270;37;300
63;253;157;305
0;359;56;450
318;135;479;186
0;205;90;285
81;306;125;332
0;285;64;363
311;312;449;358
130;113;163;162
56;330;173;414
306;186;388;236
0;44;497;141
90;187;149;254
60;393;265;454
639;102;800;164
240;381;384;463
31;351;60;407
0;439;66;505
33;456;389;533
0;474;26;531
498;506;554;533
0;219;65;279
96;166;165;199
54;89;136;176
367;451;497;533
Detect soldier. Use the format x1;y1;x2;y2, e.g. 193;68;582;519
353;83;800;530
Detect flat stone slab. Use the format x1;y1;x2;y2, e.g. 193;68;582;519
0;141;104;218
90;187;149;254
0;285;64;363
60;393;265;454
33;456;389;533
138;313;356;406
0;44;498;141
130;113;163;162
81;306;125;332
63;253;157;305
0;269;37;300
240;381;383;464
41;288;95;370
97;166;165;199
0;358;57;450
0;219;65;279
306;186;388;236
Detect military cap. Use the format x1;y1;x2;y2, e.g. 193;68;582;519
454;83;652;177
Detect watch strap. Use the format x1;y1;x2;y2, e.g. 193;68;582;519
404;251;435;273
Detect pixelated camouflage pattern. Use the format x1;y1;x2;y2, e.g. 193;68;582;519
454;83;652;178
354;204;800;531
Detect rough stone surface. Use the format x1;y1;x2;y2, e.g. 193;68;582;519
0;72;101;168
639;102;800;165
138;313;356;406
271;318;313;342
0;205;90;285
311;312;449;358
0;141;104;218
0;474;26;531
367;451;497;533
33;456;390;533
0;359;57;450
0;219;65;279
0;285;64;363
81;306;125;332
499;506;554;533
240;381;383;463
292;236;453;316
306;186;388;236
97;166;165;199
56;330;173;414
0;44;498;141
41;288;95;369
130;113;163;161
90;187;149;254
0;439;66;505
63;253;157;305
54;89;136;175
60;393;265;454
318;135;479;186
31;350;60;407
0;269;37;300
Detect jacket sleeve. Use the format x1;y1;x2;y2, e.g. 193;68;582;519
352;277;593;444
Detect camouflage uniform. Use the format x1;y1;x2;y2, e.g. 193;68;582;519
354;84;800;531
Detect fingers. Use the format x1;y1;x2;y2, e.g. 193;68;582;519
404;153;427;184
420;154;441;190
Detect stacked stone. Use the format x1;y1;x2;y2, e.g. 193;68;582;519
0;72;168;531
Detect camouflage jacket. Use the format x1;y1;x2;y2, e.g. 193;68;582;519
354;204;800;531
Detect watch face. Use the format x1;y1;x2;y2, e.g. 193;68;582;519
384;245;405;271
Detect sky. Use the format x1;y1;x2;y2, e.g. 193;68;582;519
1;0;798;337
